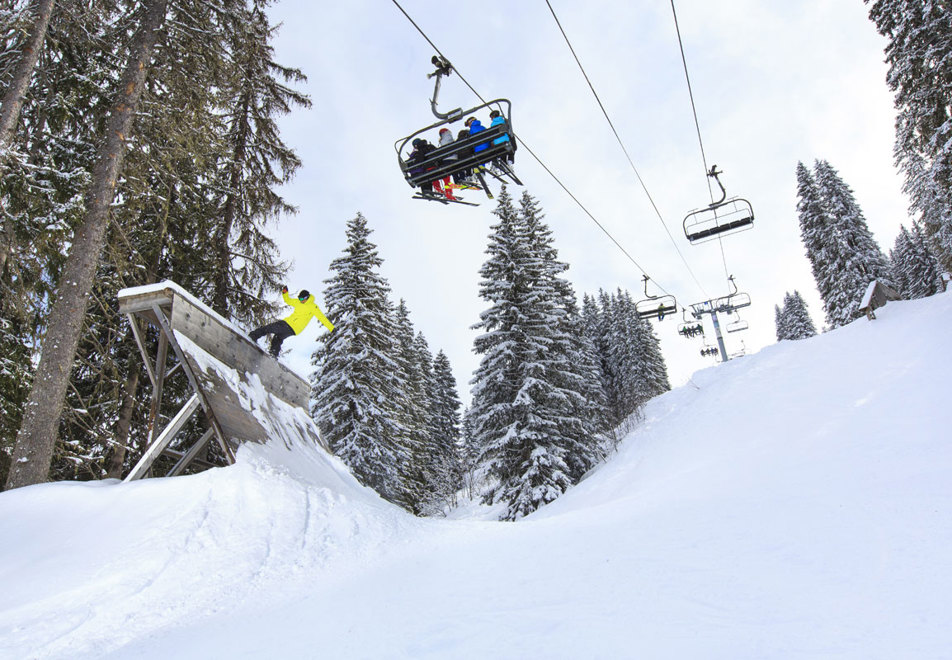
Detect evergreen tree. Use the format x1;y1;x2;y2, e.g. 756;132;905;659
6;0;170;490
431;350;463;506
776;291;817;341
469;187;572;520
310;213;414;508
796;160;893;330
866;0;952;270
0;0;57;275
519;190;604;482
890;224;941;299
796;162;835;321
207;0;307;325
774;304;787;342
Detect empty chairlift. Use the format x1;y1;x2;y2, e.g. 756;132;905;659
713;276;752;314
726;313;749;333
683;165;754;244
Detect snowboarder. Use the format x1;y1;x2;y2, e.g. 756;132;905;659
249;286;334;357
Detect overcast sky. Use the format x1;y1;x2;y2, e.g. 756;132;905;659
262;0;906;399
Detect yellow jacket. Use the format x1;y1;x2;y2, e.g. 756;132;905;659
282;291;334;334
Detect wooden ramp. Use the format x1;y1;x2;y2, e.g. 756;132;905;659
117;281;323;481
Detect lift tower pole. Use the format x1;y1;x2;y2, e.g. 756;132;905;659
709;308;729;362
690;300;730;363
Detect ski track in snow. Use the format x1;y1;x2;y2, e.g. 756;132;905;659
0;292;950;658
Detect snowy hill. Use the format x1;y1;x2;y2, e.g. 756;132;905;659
1;292;950;659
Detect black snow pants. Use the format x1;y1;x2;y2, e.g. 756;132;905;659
249;320;295;357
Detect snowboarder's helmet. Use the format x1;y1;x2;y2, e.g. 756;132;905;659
439;128;450;135
298;290;310;300
489;110;501;119
465;117;475;127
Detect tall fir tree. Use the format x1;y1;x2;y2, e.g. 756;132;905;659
6;0;170;490
890;224;941;299
866;0;952;270
431;350;463;506
796;160;893;329
310;213;415;509
774;304;786;342
207;0;307;325
775;291;817;341
469;187;575;520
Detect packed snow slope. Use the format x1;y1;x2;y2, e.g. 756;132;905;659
2;292;951;659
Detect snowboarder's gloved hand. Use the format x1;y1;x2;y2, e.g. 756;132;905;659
281;285;288;294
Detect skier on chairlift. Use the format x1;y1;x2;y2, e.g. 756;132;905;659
407;138;455;201
249;286;334;357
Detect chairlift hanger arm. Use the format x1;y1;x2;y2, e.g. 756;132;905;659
707;164;727;206
427;55;462;121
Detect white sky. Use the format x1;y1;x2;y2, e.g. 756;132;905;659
264;0;907;396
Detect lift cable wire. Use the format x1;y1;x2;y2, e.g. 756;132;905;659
669;0;733;287
389;0;660;287
544;0;707;298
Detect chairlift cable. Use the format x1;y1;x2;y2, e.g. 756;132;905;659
544;0;707;298
669;0;734;287
389;0;658;288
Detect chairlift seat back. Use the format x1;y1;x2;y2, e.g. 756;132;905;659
684;198;754;244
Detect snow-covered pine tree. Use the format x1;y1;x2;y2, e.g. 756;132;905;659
412;332;456;515
774;303;787;342
891;224;941;299
469;186;573;520
588;289;623;427
0;0;115;478
796;162;836;324
866;0;952;270
797;160;893;329
609;290;650;423
777;291;817;340
6;0;170;490
311;213;415;509
388;300;429;511
0;0;56;272
519;190;605;482
431;350;463;506
208;0;308;325
635;308;671;398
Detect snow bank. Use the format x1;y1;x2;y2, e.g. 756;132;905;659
1;292;951;659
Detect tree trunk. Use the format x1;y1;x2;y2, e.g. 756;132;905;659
105;363;140;479
211;93;250;316
0;0;56;277
5;0;169;490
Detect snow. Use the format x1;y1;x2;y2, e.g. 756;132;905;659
2;292;952;658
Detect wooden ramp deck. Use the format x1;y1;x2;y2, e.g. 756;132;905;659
117;281;323;480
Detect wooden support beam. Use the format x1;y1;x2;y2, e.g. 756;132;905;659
126;313;156;389
144;329;170;449
151;303;235;465
125;394;200;481
166;428;215;477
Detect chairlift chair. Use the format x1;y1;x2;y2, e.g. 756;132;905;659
726;316;749;333
683;165;754;244
713;275;752;314
635;275;678;321
395;57;522;205
677;307;704;338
